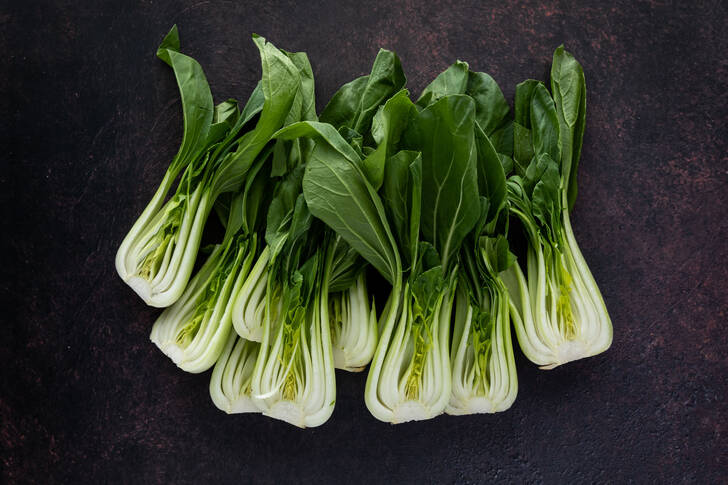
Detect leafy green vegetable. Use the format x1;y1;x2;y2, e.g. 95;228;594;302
403;94;481;271
551;45;587;211
116;29;301;308
230;55;348;426
229;46;319;342
274;126;384;374
154;25;216;179
249;199;336;427
502;49;612;369
291;90;483;422
149;232;258;372
448;234;518;414
150;157;269;372
320;49;406;136
381;150;422;270
115;26;216;307
287;120;410;421
417;60;512;151
282;121;401;284
120;31;611;427
446;86;518;414
362;89;415;189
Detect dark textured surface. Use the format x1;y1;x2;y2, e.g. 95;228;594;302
2;0;727;482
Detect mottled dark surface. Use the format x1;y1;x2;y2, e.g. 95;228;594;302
2;0;727;483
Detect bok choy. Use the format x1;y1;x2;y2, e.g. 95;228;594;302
501;47;612;369
116;28;301;307
248;173;336;427
210;332;260;413
414;61;519;414
150;150;270;372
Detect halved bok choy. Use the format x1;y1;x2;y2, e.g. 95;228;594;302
116;29;301;307
247;169;336;427
150;155;270;372
501;47;612;369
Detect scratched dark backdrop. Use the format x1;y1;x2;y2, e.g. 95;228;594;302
2;0;726;483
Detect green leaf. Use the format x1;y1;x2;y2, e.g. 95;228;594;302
155;25;215;177
474;124;506;225
530;83;561;163
481;235;516;273
512;122;533;175
239;81;265;125
417;62;510;138
514;80;538;127
466;71;510;136
320;75;369;128
210;35;301;198
338;126;366;159
205;119;235;148
551;45;587;211
269;50;318;178
206;100;240;147
468;197;491;248
213;192;232;229
499;154;514;176
403;95;481;271
328;237;364;292
275;121;361;164
410;264;445;319
371;90;414;148
364;90;416;189
287;193;314;255
489;122;514;158
320;49;406;136
416;61;469;107
415;241;442;275
270;139;289;177
156;25;180;54
222;192;246;242
353;49;407;134
526;154;561;239
284;50;317;122
382;150;422;269
266;166;305;256
214;99;239;124
241;155;272;235
300;126;400;284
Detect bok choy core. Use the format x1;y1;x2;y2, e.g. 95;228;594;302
324;233;377;372
210;332;260;413
119;28;612;427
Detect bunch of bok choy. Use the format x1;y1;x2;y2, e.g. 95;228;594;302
117;27;612;427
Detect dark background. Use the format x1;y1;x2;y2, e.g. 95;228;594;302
2;0;726;483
